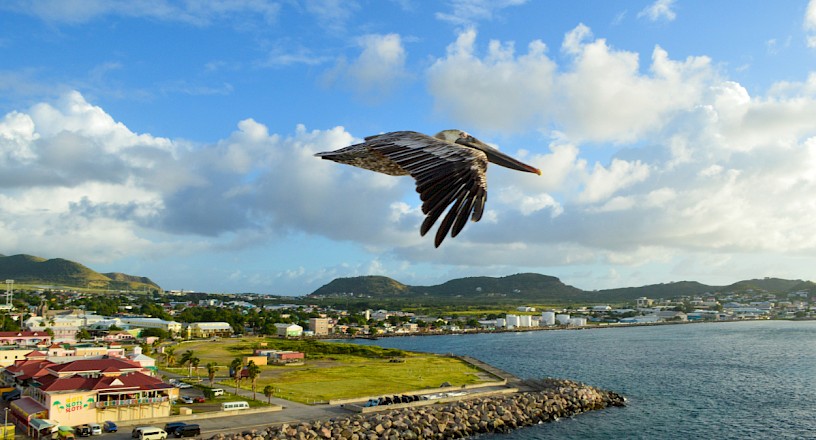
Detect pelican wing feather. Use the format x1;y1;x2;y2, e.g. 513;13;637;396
365;131;488;247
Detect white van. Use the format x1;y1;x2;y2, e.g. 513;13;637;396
221;401;249;411
211;388;224;397
138;427;167;440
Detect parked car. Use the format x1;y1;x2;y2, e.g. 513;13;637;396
175;383;192;389
193;396;206;403
138;428;167;440
89;424;102;436
179;396;194;404
1;389;20;401
173;425;200;438
57;427;75;440
75;425;91;437
102;421;117;433
162;423;186;435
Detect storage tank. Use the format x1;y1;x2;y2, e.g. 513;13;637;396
569;317;587;327
541;311;556;326
518;315;533;327
556;313;571;325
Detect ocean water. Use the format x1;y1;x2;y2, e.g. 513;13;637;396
347;320;816;439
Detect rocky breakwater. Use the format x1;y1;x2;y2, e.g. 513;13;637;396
211;378;625;440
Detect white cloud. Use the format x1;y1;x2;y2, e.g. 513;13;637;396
579;159;650;203
429;27;714;142
806;0;816;47
345;34;410;101
436;0;528;26
637;0;677;22
427;28;556;131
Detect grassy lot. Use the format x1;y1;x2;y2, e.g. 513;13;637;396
167;337;490;404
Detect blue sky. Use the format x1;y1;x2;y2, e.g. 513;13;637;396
2;0;816;295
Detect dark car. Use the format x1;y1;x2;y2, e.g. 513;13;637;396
103;421;118;433
174;425;200;438
1;389;20;401
75;425;91;437
163;423;186;435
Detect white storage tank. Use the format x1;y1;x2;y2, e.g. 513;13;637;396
569;317;587;327
541;311;556;326
518;315;533;327
556;313;571;325
496;317;507;328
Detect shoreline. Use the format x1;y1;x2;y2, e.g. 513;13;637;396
320;316;811;341
207;378;625;440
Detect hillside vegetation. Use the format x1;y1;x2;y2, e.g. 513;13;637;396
310;273;815;305
0;254;160;291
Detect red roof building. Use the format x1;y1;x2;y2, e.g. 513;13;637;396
0;331;52;347
6;356;177;429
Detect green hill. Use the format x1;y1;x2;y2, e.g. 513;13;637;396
310;275;411;297
0;254;160;291
309;273;815;305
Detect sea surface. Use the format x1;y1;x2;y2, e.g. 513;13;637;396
346;320;816;439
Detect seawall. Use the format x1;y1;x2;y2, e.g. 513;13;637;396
207;378;625;440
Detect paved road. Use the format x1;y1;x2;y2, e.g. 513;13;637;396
103;371;352;439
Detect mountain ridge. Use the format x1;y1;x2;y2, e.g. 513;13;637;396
0;254;160;291
309;273;814;303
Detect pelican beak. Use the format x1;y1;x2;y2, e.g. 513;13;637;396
457;137;541;175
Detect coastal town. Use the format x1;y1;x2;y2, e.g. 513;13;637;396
0;277;810;439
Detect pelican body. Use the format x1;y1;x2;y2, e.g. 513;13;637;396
315;130;541;247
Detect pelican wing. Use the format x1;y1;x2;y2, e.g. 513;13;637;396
365;131;488;247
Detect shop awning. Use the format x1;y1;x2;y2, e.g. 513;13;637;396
29;419;58;431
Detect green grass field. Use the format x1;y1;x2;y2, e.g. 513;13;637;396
168;337;491;404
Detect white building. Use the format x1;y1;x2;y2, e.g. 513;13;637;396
119;317;183;334
275;323;303;337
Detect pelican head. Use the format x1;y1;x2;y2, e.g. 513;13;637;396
434;130;541;175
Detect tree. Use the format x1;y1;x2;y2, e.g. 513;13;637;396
76;328;92;341
190;356;200;379
230;357;243;395
246;360;261;400
206;362;218;386
263;385;274;404
139;342;152;356
164;346;177;368
179;350;195;377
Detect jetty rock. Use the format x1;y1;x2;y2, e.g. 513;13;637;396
212;378;624;440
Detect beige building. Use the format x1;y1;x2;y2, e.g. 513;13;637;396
308;318;329;336
185;322;233;339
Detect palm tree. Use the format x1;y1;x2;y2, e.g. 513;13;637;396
263;385;274;404
164;346;177;368
206;362;218;386
179;350;194;377
229;358;243;395
190;356;200;379
246;361;261;400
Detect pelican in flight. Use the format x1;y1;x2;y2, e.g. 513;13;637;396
315;130;541;247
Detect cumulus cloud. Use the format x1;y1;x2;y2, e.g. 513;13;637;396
427;28;556;131
806;0;816;48
429;26;714;142
417;24;816;277
324;33;410;102
637;0;677;22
